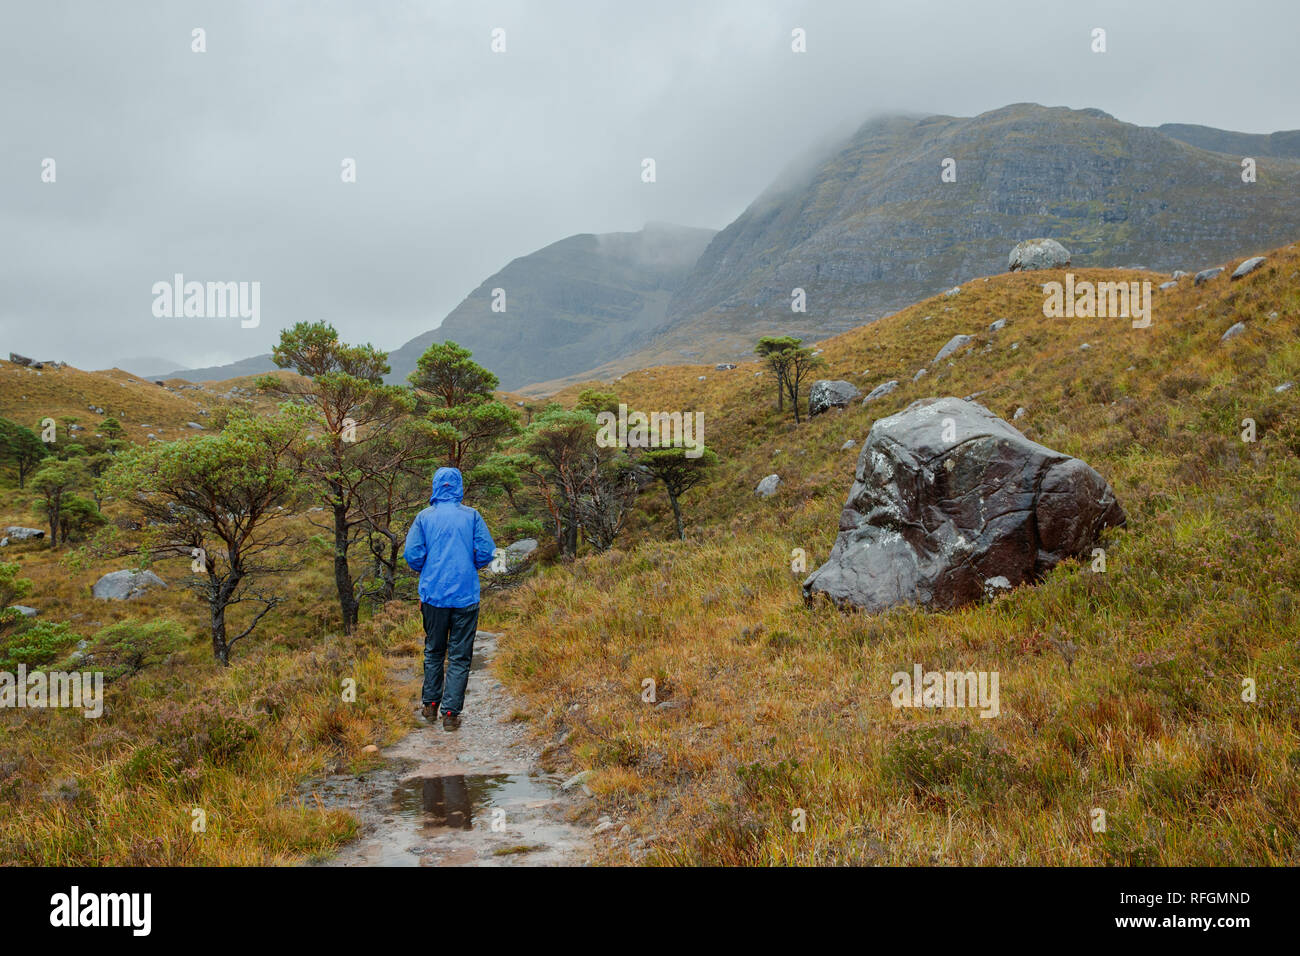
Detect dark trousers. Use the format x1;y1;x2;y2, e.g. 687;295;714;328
420;602;479;714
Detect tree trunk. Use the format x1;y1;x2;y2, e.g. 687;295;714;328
332;496;358;634
668;490;684;540
210;599;230;665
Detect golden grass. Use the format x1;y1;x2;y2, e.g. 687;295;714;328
488;242;1300;865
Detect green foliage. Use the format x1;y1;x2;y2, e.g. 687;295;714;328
80;618;190;680
0;417;51;488
0;562;34;636
0;621;80;670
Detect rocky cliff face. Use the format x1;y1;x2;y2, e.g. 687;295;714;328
385;223;716;390
651;104;1300;366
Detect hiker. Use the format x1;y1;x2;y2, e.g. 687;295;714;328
403;466;496;730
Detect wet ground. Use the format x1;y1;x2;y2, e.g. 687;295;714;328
304;632;593;867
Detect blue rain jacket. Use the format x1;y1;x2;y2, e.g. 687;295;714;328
403;467;496;608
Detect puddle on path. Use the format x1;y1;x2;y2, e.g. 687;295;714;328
395;773;557;831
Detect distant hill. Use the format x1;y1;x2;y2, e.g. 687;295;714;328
150;354;279;383
384;222;717;390
637;103;1300;368
1159;122;1300;160
108;356;183;379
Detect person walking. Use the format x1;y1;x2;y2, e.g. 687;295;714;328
403;466;496;730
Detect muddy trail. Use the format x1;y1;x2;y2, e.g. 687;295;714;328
304;632;595;867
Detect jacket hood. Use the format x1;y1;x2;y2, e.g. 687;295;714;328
429;467;464;505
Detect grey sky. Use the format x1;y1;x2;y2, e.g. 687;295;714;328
2;0;1296;372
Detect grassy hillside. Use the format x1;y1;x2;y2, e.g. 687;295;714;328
0;361;298;443
2;241;1296;867
486;241;1300;865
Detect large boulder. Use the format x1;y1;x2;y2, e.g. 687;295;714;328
755;474;781;498
4;526;45;541
92;569;168;601
1008;239;1070;272
803;397;1124;612
7;353;33;367
808;380;862;417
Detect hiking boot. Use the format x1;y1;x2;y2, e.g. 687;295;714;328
442;711;461;731
421;702;438;722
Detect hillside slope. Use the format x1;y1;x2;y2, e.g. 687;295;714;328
385;222;716;391
0;361;294;442
644;104;1300;369
488;239;1300;865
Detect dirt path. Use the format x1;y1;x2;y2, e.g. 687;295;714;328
306;631;594;867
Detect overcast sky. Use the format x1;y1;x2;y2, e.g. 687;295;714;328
2;0;1296;372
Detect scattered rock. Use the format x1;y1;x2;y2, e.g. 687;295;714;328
1275;382;1294;393
7;353;33;367
1159;280;1178;290
1220;322;1246;343
1008;238;1071;271
714;363;737;370
809;380;862;417
1013;407;1026;420
1194;267;1223;286
802;397;1124;612
988;319;1006;332
862;380;900;403
841;439;856;451
1172;270;1188;279
1079;343;1091;351
913;368;927;382
361;744;379;754
560;770;593;791
934;334;973;364
755;474;781;498
92;569;168;601
1231;256;1266;280
186;422;204;429
8;605;38;617
944;286;962;297
593;821;615;835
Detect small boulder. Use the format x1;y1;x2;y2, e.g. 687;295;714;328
755;474;781;498
1008;238;1071;272
863;380;900;403
8;605;38;617
714;363;737;370
1231;256;1266;280
809;380;862;417
913;368;928;382
1220;322;1246;343
92;569;168;601
841;439;856;451
1194;267;1223;286
1159;281;1178;290
4;526;45;542
1275;382;1294;393
7;353;33;367
988;319;1006;332
934;334;973;364
186;422;204;429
